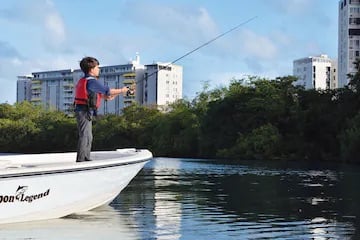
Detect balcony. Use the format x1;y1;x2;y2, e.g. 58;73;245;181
124;99;136;104
63;82;74;87
123;79;135;84
31;85;42;90
31;98;41;102
31;88;41;95
63;102;74;107
124;95;135;104
63;97;74;103
63;86;73;92
63;93;73;98
123;73;136;77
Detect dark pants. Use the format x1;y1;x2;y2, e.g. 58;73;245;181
76;111;92;162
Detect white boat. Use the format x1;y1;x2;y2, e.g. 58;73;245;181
0;148;152;224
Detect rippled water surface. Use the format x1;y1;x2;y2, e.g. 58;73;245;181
1;158;360;239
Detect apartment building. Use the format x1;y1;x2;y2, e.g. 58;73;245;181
293;54;337;90
16;75;33;103
338;0;360;87
142;63;183;109
16;55;183;114
30;69;75;114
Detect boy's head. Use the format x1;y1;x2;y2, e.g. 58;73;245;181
79;57;99;74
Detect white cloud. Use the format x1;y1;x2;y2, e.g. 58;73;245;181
270;30;293;48
121;2;280;68
11;57;22;66
43;11;66;48
120;1;218;47
0;41;22;59
0;0;335;104
0;1;78;103
239;29;278;60
0;0;68;52
260;0;312;15
280;0;312;14
0;54;81;104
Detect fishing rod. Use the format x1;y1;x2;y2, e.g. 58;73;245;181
133;15;258;88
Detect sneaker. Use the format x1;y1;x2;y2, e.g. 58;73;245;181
76;158;92;162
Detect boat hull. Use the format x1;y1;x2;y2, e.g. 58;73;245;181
0;149;152;224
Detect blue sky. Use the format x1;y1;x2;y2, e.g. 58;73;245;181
0;0;338;104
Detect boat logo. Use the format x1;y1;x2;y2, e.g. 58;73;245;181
16;185;28;198
0;185;50;204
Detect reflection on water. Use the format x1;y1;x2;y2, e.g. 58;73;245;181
116;158;358;239
0;206;139;240
1;157;360;239
153;160;182;240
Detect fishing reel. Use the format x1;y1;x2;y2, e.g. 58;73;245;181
126;83;136;97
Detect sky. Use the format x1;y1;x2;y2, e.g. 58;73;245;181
0;0;339;104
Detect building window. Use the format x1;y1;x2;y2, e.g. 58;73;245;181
349;18;360;25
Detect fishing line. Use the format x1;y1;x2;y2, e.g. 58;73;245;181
135;16;258;85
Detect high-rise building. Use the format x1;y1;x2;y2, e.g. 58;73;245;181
293;54;337;90
142;63;183;109
16;75;33;103
16;55;183;114
338;0;360;87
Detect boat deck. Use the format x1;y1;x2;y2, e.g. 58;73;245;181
0;149;152;178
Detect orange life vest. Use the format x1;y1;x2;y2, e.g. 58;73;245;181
74;77;102;109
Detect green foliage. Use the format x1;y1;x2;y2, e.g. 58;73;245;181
3;71;360;163
0;118;39;151
0;101;76;153
32;111;77;152
151;100;199;157
339;111;360;162
217;123;281;160
92;114;129;150
197;77;296;158
93;104;161;150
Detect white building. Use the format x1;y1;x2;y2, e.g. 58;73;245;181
16;75;33;103
16;55;183;114
338;0;360;87
142;63;183;109
293;54;337;90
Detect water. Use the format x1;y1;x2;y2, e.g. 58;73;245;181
1;157;360;239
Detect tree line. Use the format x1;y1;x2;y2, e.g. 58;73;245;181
2;69;360;163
